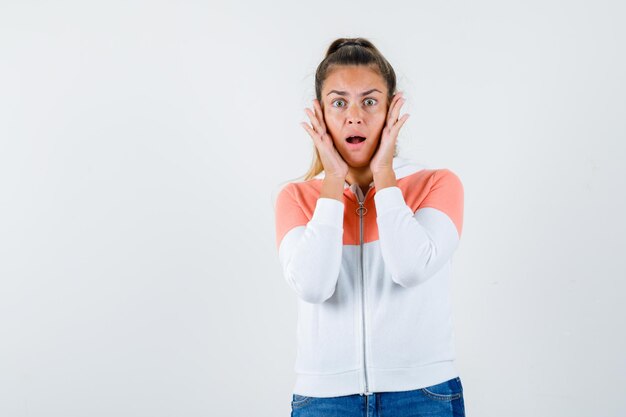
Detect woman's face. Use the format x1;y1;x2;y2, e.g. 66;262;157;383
320;65;389;168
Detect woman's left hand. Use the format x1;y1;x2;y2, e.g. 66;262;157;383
369;92;410;174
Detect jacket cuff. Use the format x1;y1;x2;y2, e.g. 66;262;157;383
311;198;344;227
374;186;408;215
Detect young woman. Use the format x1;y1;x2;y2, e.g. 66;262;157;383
274;37;466;417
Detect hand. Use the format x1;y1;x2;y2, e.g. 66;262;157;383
301;99;349;181
369;92;410;174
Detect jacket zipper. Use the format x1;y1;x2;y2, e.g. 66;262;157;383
355;185;373;396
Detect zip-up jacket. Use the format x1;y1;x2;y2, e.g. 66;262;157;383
274;156;464;397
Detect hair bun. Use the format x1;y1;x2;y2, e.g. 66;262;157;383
338;40;362;48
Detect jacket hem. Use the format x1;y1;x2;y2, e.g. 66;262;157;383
293;360;458;397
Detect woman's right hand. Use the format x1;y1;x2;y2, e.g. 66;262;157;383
301;99;349;181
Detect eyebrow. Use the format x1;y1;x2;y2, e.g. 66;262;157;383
326;88;383;97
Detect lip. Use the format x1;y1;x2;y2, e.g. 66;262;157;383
345;131;366;140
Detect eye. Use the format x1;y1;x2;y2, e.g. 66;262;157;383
332;99;346;108
364;98;377;106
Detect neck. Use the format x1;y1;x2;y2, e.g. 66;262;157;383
346;165;374;189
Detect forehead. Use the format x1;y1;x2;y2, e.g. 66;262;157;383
322;65;387;93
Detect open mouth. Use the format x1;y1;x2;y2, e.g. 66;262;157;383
346;136;366;144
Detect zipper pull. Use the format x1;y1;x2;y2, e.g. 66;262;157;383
356;200;368;216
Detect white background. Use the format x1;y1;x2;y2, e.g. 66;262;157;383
1;1;624;416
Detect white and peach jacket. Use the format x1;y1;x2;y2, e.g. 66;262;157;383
274;155;464;398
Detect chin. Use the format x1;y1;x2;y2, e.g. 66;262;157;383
343;154;373;169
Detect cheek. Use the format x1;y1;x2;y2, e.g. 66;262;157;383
371;112;387;130
324;113;342;134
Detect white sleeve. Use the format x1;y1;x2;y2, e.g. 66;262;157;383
278;198;344;304
374;186;460;288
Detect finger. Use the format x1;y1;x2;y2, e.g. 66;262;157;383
390;113;410;136
312;101;334;146
390;94;405;119
313;99;327;132
300;122;321;145
386;92;403;121
305;108;323;135
389;97;406;127
385;98;401;129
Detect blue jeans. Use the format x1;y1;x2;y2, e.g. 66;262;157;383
291;377;465;417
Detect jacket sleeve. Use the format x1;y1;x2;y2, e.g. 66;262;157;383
275;184;344;304
374;169;464;288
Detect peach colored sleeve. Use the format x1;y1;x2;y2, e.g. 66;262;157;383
274;183;309;250
419;169;464;238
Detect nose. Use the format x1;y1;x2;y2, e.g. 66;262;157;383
347;104;363;124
